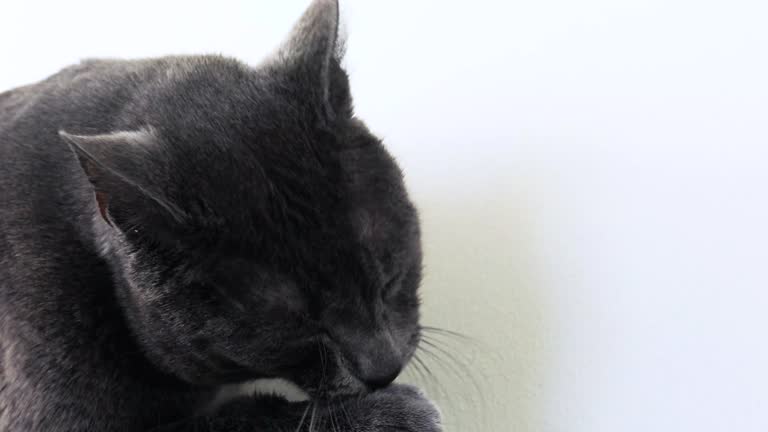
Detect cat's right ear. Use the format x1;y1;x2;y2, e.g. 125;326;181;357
60;129;186;226
268;0;351;121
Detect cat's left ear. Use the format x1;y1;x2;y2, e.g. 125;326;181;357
271;0;351;120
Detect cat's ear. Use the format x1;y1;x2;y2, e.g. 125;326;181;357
272;0;351;119
60;128;186;225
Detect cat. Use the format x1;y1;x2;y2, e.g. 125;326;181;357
0;0;442;430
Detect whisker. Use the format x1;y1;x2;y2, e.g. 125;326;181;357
337;398;353;430
308;402;318;432
294;402;311;432
408;354;430;385
418;343;462;379
412;353;434;381
420;338;474;376
418;339;489;426
328;400;340;432
414;349;453;400
420;325;473;341
418;325;494;430
317;338;328;393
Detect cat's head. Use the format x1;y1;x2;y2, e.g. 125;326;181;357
61;0;422;398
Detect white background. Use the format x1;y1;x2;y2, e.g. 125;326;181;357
2;1;768;431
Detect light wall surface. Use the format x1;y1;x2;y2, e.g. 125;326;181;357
2;1;767;431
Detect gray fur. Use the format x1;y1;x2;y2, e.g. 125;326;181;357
0;0;440;430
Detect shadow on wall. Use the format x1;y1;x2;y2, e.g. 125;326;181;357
400;187;554;432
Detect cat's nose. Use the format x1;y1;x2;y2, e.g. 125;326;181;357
361;365;402;390
333;324;405;390
355;341;404;390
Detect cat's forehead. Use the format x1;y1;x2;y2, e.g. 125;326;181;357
148;60;413;247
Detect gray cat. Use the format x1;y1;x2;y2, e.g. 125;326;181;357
0;0;442;430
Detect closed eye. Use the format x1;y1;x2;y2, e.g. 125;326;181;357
381;272;402;301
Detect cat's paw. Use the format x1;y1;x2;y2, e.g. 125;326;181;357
345;384;442;432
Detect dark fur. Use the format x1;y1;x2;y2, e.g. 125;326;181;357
0;1;440;430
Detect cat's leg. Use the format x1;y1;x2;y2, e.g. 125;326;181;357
153;384;442;432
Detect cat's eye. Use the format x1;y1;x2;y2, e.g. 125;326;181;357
381;273;401;301
384;274;398;289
